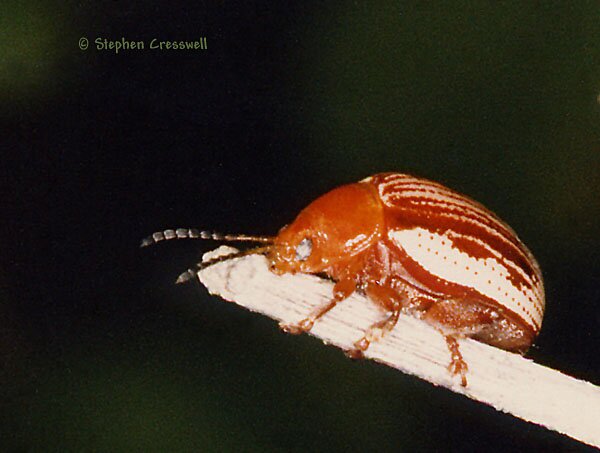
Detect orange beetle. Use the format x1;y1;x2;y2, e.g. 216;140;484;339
142;173;545;386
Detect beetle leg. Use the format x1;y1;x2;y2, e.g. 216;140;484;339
279;276;356;334
345;283;405;357
423;298;497;387
348;307;401;357
444;335;468;387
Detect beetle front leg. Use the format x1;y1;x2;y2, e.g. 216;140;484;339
279;277;356;334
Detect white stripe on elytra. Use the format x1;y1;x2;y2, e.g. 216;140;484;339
380;189;542;285
371;175;543;287
383;185;505;227
384;198;544;302
386;191;510;232
388;228;542;330
383;190;526;254
442;229;545;315
384;193;527;259
365;174;544;312
377;174;484;206
377;176;507;225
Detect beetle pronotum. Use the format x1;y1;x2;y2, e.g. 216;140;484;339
142;173;545;386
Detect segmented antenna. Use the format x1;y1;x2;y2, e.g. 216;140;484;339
140;228;274;284
175;245;272;284
140;228;272;247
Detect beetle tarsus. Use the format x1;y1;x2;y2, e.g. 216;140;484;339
279;318;315;334
353;337;370;351
356;308;401;349
280;293;345;335
344;348;365;359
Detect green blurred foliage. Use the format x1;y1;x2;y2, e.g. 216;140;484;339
0;1;71;105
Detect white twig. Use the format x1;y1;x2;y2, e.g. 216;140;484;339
197;246;600;449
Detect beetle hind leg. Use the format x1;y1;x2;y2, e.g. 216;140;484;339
423;298;497;387
444;334;468;387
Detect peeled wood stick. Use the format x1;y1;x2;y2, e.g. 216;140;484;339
197;246;600;449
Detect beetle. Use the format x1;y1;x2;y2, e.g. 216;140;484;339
142;173;545;386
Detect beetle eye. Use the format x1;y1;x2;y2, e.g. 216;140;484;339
295;238;312;261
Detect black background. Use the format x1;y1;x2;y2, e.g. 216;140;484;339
2;2;599;451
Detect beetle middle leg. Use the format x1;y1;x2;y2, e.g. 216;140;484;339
348;307;401;357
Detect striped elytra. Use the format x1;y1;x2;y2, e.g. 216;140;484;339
142;173;545;386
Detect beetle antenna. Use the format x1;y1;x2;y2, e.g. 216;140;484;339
175;245;272;284
140;228;273;248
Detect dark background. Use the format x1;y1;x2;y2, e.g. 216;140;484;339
2;2;599;451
